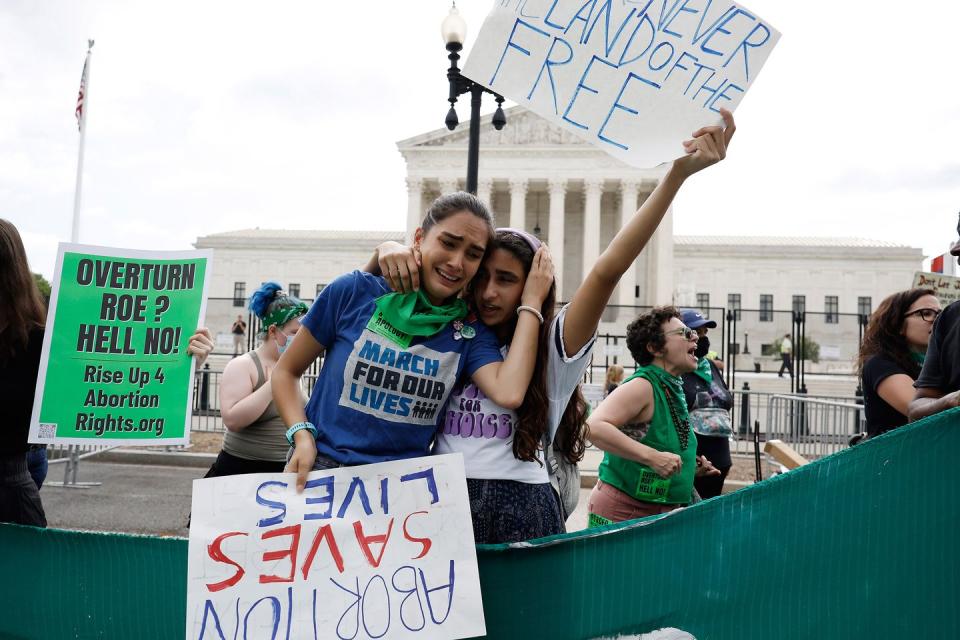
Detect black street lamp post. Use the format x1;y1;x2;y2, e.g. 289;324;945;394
442;4;506;195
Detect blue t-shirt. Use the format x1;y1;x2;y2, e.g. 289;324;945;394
301;271;502;465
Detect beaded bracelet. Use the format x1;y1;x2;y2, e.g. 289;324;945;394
516;305;544;324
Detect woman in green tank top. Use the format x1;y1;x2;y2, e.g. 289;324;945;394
586;306;720;527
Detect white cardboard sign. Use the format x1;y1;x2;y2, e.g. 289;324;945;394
462;0;780;167
186;454;485;640
914;271;960;307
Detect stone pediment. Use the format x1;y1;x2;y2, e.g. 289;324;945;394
397;106;592;149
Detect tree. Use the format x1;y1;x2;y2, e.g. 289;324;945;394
33;273;51;298
772;336;820;363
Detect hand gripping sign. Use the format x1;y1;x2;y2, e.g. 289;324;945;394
28;244;211;447
462;0;780;168
186;454;486;640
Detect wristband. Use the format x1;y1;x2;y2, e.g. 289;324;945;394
516;305;544;324
285;421;317;446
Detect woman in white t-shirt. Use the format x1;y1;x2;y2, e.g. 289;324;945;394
376;109;737;542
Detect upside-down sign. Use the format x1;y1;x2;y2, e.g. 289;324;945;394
186;454;485;640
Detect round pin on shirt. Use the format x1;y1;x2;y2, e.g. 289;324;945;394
460;325;476;339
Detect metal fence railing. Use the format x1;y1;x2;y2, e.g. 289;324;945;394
729;391;863;459
579;383;864;462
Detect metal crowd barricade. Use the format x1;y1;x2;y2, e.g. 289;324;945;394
45;444;109;489
728;389;863;460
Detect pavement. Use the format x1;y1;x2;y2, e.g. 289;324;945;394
41;457;207;537
39;452;595;538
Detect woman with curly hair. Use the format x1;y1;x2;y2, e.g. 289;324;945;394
858;288;940;438
586;306;720;526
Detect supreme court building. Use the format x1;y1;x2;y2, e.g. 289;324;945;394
196;107;922;366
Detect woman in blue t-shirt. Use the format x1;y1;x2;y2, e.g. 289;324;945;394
372;109;737;542
273;192;554;491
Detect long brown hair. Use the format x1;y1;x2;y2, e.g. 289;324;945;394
857;288;936;378
0;219;46;361
480;231;588;465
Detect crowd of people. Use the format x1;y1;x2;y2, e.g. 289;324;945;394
4;108;960;543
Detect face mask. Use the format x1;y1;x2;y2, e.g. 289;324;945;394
275;331;290;355
694;334;710;359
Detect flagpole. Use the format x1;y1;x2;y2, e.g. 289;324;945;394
71;39;94;244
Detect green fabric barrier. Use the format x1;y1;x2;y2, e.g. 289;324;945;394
3;408;959;639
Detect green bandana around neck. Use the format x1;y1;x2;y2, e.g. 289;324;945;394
624;364;690;428
693;357;713;384
367;289;468;348
910;351;926;367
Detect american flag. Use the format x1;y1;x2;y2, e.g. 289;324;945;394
75;56;89;131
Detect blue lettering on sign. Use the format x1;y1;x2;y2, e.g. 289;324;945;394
256;481;288;528
563;0;599;41
337;476;374;519
661;0;700;39
195;567;457;639
699;8;754;56
400;468;440;504
528;36;575;114
303;475;335;520
598;71;660;150
583;1;638;56
562;54;619;130
723;21;770;81
617;7;656;66
491;19;551;86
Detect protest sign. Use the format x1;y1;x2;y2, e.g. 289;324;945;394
28;244;211;446
462;0;780;167
914;271;960;306
186;454;485;640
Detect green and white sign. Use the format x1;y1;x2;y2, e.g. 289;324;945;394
29;244;212;446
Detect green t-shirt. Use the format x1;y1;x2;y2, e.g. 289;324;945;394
597;365;697;505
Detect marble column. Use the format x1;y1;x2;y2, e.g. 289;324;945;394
477;178;494;210
405;177;423;245
618;179;640;310
581;178;603;286
649;204;675;304
547;178;567;299
439;177;459;195
509;178;528;230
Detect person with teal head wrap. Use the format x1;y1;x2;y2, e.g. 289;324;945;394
203;282;308;481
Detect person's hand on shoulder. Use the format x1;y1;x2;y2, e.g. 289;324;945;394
376;241;420;293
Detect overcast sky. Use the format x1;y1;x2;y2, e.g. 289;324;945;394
3;0;959;279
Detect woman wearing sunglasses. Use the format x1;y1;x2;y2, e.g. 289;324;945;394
857;288;941;438
586;306;720;526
